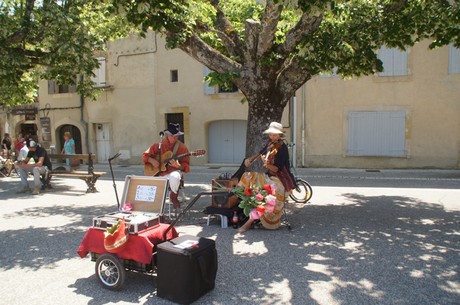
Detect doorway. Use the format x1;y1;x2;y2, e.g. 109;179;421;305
165;113;185;143
58;125;82;154
208;120;246;164
96;123;111;163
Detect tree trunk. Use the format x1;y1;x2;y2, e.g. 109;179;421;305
244;91;288;172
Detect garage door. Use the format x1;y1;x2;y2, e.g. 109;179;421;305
208;120;246;164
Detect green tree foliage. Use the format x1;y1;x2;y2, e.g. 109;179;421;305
111;0;459;157
0;0;130;106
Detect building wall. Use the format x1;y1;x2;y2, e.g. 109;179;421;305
296;40;460;168
38;31;249;165
32;33;459;169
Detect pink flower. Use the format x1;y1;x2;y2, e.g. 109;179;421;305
122;203;132;212
265;194;276;206
265;204;275;213
255;193;264;201
250;208;261;220
270;184;276;195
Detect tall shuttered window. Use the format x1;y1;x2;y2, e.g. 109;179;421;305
91;57;107;87
347;111;406;157
378;46;408;77
448;44;460;74
47;80;77;94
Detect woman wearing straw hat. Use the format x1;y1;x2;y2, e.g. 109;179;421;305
236;122;296;233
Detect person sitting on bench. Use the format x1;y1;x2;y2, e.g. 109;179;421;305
16;140;52;195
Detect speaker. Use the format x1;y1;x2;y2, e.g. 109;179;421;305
157;235;217;304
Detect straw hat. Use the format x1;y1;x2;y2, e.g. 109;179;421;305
263;122;284;134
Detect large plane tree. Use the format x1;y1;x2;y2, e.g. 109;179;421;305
2;1;458;157
112;0;459;156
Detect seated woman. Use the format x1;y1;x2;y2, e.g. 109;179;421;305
236;122;296;233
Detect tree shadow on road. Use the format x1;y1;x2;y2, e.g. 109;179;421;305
196;193;459;305
1;182;458;305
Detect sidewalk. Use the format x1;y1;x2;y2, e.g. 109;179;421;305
95;164;460;190
97;163;460;181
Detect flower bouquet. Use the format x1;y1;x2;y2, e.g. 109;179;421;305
232;184;277;219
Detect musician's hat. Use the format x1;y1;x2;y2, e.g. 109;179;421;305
263;122;284;134
163;123;184;136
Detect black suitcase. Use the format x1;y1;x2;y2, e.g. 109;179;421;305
156;235;218;304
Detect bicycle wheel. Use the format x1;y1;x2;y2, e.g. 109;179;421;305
289;179;313;203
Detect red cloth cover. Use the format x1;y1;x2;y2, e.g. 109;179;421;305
103;218;129;253
77;224;178;265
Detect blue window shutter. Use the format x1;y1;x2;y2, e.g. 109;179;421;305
449;44;460;74
392;49;408;76
348;111;406;157
378;46;408;76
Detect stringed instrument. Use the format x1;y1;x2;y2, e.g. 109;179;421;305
247;139;284;167
144;149;206;176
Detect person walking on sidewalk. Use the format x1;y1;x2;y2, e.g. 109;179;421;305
16;140;52;195
142;123;190;211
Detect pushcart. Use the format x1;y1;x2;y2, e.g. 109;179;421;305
77;190;224;291
78;152;225;302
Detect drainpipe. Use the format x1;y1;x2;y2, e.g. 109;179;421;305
80;75;89;153
291;96;297;168
301;84;306;167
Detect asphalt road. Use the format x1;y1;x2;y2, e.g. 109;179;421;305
0;165;459;305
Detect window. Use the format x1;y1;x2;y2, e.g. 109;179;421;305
203;66;217;94
378;46;408;76
347;111;406;157
448;44;460;74
319;67;339;78
203;66;238;94
170;70;178;82
47;80;76;94
91;57;106;87
218;83;238;93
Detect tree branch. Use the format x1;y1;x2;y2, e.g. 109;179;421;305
243;19;260;68
208;0;244;59
195;20;241;59
257;0;282;57
277;56;311;98
275;13;323;58
177;33;241;74
5;0;35;45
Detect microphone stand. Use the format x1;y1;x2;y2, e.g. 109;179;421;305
157;132;164;175
108;152;122;208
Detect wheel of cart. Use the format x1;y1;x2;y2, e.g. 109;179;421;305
95;253;126;290
92;251;158;290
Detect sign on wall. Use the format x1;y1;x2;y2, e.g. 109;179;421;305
40;117;52;142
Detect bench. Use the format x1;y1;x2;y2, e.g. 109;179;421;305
41;153;106;193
